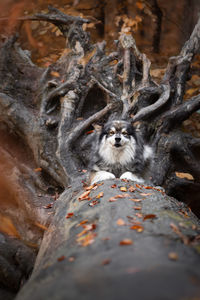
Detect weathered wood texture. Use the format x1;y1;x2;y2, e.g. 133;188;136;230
16;180;200;300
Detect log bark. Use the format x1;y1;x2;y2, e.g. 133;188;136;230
0;6;200;299
16;180;200;300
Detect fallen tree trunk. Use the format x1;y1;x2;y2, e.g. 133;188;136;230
17;180;200;300
0;6;200;299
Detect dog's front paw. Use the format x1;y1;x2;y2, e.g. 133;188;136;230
120;172;144;183
91;171;116;184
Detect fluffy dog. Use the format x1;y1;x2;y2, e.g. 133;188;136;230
90;120;153;184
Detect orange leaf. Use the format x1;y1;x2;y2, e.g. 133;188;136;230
135;184;142;188
136;2;144;10
86;130;94;135
168;252;178;261
35;222;48;231
82;224;96;231
116;218;126;226
66;212;74;219
77;232;97;247
143;186;153;190
77;229;88;237
96;192;104;199
140;193;152;196
89;200;99;207
128;186;136;192
68;256;75;262
115;194;127;198
57;255;66;262
78;190;91;201
175;172;194;180
43;203;53;209
108;197;117;202
129;198;142;202
111;184;117;188
130;225;144;232
50;71;60;77
133;206;142;210
102;259;111;265
119;239;133;245
135;213;143;218
76;220;88;227
120;187;127;192
85;184;96;191
143;214;156;221
34;167;42;172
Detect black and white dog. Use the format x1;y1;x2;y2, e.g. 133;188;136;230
90;120;153;184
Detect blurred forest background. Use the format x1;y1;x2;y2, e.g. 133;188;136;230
1;0;200;127
0;0;200;237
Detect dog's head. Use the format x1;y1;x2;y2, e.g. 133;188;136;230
99;120;137;149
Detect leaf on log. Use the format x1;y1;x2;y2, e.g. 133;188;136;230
143;214;157;221
175;172;194;180
119;239;133;245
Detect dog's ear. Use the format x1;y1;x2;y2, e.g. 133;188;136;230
92;123;102;132
131;121;141;132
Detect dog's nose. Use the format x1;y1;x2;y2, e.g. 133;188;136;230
115;137;121;143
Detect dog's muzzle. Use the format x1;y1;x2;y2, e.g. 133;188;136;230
114;137;121;147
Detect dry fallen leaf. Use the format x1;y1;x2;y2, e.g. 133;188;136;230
140;193;152;196
96;192;104;199
76;220;88;227
143;186;153;190
108;197;118;202
77;232;97;247
136;1;144;10
130;225;144;232
179;209;189;218
34;167;42;172
111;184;117;188
143;214;157;221
86;130;94;135
57;255;66;262
68;256;75;262
170;223;190;245
120;187;127;192
78;190;91;201
85;184;95;191
89;200;99;207
101;259;111;265
135;184;142;189
129;198;142;202
116;218;126;226
135;213;143;218
42;203;53;209
128;186;136;192
168;252;178;261
119;239;133;245
50;71;60;77
66;212;74;219
35;222;48;231
83;224;96;231
175;172;194;180
133;206;142;210
115;194;128;198
185;87;199;97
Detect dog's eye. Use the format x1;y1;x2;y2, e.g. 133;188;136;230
109;131;115;135
122;131;128;136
